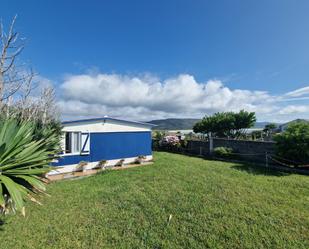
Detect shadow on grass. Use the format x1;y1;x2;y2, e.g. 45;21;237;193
231;163;290;176
0;218;6;231
155;151;294;176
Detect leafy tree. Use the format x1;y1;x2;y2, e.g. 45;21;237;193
274;122;309;165
0;119;60;215
262;123;277;140
211;112;235;137
193;110;256;139
263;123;277;133
193;112;234;137
233;110;256;137
193;120;207;134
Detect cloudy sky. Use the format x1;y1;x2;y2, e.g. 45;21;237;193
57;72;309;122
2;0;309;122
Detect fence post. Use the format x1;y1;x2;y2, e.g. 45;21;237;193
199;146;202;156
265;152;268;168
209;133;213;154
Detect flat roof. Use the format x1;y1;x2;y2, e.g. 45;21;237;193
62;117;156;127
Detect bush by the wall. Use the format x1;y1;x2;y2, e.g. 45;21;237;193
213;147;234;158
274;122;309;165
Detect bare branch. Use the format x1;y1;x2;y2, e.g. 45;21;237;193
0;16;59;124
0;15;25;101
8;15;17;39
1;46;24;74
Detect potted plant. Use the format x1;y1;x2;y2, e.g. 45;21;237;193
135;155;146;164
116;159;125;167
96;160;107;170
76;161;88;172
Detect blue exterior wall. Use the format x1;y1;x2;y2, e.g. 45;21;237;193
53;131;152;166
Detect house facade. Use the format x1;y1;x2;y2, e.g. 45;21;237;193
49;117;154;175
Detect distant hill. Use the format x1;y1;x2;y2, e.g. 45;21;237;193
147;118;277;130
279;119;309;131
148;118;200;130
253;122;272;129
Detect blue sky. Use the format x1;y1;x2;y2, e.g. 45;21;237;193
2;0;309;122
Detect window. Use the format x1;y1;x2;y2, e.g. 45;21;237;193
64;132;90;155
65;132;81;154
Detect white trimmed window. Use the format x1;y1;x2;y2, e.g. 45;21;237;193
64;132;90;155
65;132;80;154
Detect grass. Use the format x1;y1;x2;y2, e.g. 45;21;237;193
1;152;309;249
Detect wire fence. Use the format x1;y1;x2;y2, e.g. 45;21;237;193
154;145;309;175
267;154;309;168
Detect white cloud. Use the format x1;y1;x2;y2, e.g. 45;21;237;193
285;86;309;97
278;105;309;115
56;72;309;122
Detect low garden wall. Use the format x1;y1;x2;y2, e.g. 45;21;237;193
156;138;276;163
186;140;210;156
213;138;275;163
153;138;309;175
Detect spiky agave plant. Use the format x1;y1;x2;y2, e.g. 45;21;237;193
0;119;60;216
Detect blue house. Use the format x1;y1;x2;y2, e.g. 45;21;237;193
49;117;154;175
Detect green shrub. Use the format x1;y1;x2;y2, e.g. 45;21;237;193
31;120;62;151
213;147;234;158
0;114;62;153
274;122;309;165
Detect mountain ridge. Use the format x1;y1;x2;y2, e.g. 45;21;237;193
147;118;275;130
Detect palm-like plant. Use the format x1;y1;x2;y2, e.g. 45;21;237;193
0;119;60;215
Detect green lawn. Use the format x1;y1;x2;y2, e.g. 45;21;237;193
1;152;309;249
